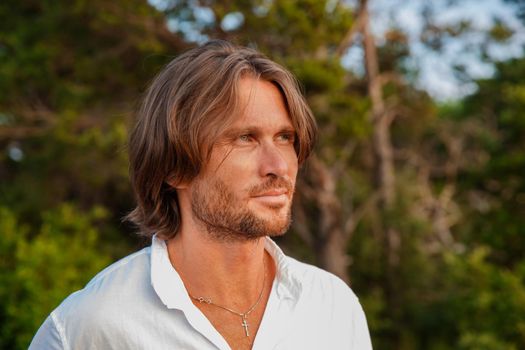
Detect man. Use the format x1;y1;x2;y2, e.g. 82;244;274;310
30;40;372;349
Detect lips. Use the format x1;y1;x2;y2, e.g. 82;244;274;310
250;188;290;208
248;178;294;206
253;188;289;197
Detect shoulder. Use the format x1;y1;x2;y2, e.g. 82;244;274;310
85;246;151;289
49;247;154;342
64;246;151;302
59;245;151;311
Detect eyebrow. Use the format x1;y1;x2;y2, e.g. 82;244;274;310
224;125;296;137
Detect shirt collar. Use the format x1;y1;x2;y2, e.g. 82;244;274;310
263;237;302;301
150;235;194;310
150;235;302;310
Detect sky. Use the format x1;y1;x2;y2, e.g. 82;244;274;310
344;0;525;100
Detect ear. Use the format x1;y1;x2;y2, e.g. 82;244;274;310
165;176;189;190
175;182;189;190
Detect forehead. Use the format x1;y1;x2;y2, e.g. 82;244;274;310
229;77;294;130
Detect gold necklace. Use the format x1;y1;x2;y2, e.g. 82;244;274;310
190;264;267;337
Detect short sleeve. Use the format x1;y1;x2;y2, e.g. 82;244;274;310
29;314;66;350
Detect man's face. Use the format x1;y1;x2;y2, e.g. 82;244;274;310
189;77;299;241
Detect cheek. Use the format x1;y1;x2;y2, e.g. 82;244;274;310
216;157;255;187
207;147;253;178
285;151;299;176
226;154;253;173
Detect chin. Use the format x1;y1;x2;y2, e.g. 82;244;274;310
251;199;291;213
253;212;292;237
265;227;288;238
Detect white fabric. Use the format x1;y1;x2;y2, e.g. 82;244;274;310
29;236;373;349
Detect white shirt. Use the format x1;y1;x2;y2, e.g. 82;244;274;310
30;236;373;349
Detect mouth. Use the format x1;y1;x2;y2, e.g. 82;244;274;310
253;188;289;197
251;188;290;206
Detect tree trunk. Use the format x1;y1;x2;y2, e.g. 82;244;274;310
361;0;395;208
310;156;351;282
360;1;401;344
295;155;351;282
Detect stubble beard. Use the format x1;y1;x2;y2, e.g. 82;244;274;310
191;177;294;242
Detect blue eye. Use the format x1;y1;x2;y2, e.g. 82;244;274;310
278;133;295;142
239;134;253;142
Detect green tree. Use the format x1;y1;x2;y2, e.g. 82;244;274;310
459;58;525;267
0;1;187;347
0;205;112;349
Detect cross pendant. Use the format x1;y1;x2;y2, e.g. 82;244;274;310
241;316;250;337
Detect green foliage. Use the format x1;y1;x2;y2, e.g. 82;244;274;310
0;0;169;109
445;248;525;349
0;205;112;349
285;58;345;93
211;0;354;55
0;1;170;347
3;112;130;222
457;58;525;266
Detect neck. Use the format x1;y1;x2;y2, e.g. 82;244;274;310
166;225;272;308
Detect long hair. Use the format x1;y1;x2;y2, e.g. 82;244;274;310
126;40;317;239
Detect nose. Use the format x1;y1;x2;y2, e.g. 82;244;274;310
258;142;289;178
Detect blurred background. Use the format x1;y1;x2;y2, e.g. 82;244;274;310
1;0;525;349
